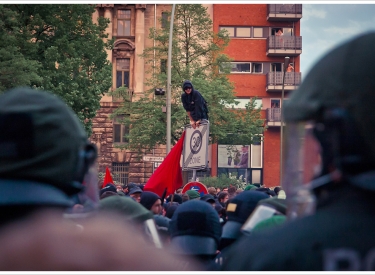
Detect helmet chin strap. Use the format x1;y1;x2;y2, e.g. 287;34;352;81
308;169;342;191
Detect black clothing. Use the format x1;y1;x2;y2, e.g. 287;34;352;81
219;184;375;271
181;80;208;121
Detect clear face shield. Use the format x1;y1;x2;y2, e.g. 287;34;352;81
241;204;284;235
282;121;323;220
144;219;163;249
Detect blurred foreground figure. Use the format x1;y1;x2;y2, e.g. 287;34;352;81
0;87;203;271
220;32;375;271
0;211;199;271
0;87;98;226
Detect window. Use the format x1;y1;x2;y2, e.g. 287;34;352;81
253;27;263;38
282;27;293;36
161;12;168;29
219;26;251;38
112;162;129;185
118;10;131;36
251;170;262;185
219;26;235;37
252;63;263;73
217;144;263;184
225;98;262;109
187;169;210;182
271;27;293;36
271;63;282;72
271;98;281;108
251;136;263;168
113;115;129;143
236;27;251;37
231;62;251;73
116;58;130;88
227;62;266;74
160;59;167;74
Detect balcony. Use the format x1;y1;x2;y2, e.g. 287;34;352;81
267;108;281;127
266;72;301;92
267;4;302;21
267;36;302;56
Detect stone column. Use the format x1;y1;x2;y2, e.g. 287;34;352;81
103;7;113;64
92;6;99;25
134;4;146;96
102;6;114;101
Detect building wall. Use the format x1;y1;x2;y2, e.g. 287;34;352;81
90;4;171;184
91;3;301;187
212;4;301;187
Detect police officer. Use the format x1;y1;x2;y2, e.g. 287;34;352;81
181;80;208;129
0;87;98;226
169;200;221;270
0;87;197;271
219;32;375;271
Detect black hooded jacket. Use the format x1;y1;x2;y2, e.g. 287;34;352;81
181;80;208;121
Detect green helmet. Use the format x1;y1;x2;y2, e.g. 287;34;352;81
283;32;375;192
284;32;375;162
0;87;96;207
280;32;375;220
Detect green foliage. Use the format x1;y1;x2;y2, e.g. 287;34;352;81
0;4;113;135
113;4;265;154
199;173;247;190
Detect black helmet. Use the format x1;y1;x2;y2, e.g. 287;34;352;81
169;200;221;256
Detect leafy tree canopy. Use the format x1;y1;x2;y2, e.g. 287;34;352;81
112;4;265;154
0;4;113;134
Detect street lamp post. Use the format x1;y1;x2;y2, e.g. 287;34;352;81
280;56;290;186
166;4;176;155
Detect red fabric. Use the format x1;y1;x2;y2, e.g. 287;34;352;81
102;167;114;188
144;131;186;197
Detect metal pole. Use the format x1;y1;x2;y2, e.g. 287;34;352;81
192;169;197;181
166;4;176;154
280;56;290;186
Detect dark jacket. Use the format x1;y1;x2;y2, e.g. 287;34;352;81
181;80;208;121
218;184;375;271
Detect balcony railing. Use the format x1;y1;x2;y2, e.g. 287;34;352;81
267;108;281;126
267;4;302;21
267;36;302;56
266;72;301;92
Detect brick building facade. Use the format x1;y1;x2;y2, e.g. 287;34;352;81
211;4;302;187
90;4;172;184
90;4;302;187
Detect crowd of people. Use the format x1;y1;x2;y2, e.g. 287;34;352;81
1;31;375;271
95;181;286;269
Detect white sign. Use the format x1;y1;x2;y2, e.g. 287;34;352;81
143;156;164;162
182;121;209;171
154;162;162;168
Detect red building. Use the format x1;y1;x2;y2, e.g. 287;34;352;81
209;4;302;187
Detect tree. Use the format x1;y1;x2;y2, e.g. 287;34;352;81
113;4;265;154
0;4;113;134
0;6;42;92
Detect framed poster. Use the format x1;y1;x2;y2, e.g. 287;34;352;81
218;145;249;168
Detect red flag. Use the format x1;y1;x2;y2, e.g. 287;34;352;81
102;166;114;188
144;131;186;197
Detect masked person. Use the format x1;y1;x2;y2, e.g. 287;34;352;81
219;32;375;271
181;80;209;129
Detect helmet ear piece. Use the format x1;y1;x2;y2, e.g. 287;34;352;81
314;108;369;176
71;143;98;194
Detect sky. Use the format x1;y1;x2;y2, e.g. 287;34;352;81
301;3;375;76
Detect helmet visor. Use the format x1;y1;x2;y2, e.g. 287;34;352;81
282;121;321;219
